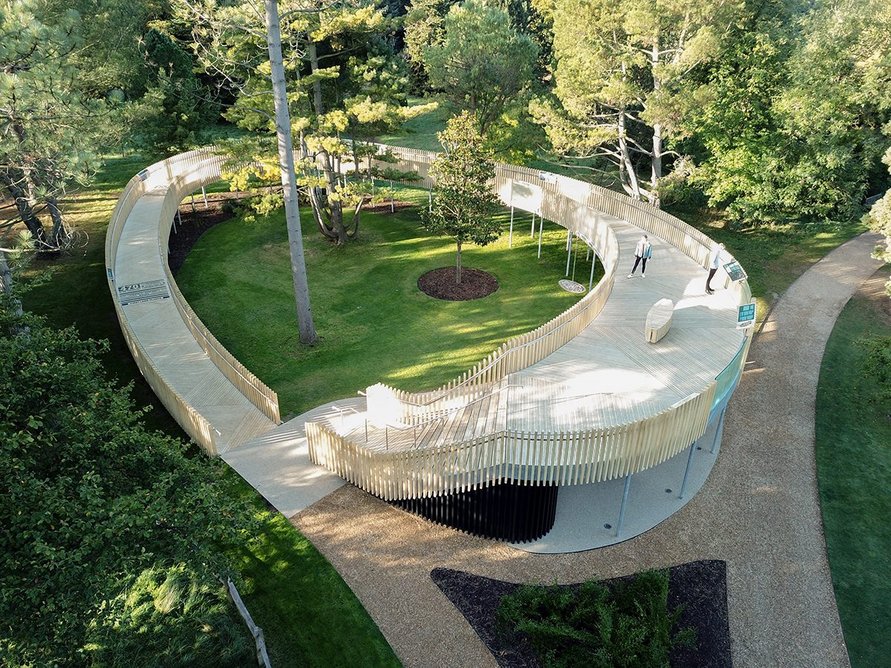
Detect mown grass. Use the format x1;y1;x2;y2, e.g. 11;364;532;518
20;155;401;667
177;186;589;416
378;97;450;151
815;266;891;668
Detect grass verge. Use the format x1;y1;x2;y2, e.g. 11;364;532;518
176;187;589;417
815;266;891;668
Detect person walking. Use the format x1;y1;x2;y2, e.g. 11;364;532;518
706;242;725;294
627;234;652;278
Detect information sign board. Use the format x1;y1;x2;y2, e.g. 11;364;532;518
737;302;756;329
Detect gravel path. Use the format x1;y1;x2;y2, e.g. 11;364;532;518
292;232;883;667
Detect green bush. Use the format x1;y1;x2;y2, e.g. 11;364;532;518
496;570;695;667
84;564;252;666
0;301;255;665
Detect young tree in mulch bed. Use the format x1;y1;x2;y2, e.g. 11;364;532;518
424;110;502;285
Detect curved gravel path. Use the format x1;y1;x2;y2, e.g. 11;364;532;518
292;232;883;667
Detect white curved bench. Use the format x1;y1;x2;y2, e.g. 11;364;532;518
645;298;674;343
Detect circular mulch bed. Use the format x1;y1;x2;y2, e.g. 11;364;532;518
418;267;499;301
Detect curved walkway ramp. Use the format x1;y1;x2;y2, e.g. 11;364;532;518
292;233;883;668
105;150;280;455
306;147;752;534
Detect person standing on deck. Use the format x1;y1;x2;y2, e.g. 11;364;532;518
627;234;652;278
706;243;725;294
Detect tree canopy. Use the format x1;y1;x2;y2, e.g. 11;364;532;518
424;111;502;283
423;0;538;135
0;302;255;664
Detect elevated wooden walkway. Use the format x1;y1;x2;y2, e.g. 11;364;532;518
106;150;279;455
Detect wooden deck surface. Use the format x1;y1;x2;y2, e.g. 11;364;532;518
114;188;276;453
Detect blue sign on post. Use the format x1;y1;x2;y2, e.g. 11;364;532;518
737;302;756;329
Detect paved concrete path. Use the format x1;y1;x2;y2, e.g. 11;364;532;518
291;232;883;668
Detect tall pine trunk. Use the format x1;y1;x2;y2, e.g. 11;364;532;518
1;172;48;247
264;0;317;345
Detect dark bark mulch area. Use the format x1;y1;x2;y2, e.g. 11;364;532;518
167;200;235;276
431;559;730;668
418;267;499;301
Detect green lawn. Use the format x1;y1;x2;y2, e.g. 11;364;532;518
20;156;401;667
815;266;891;668
177;187;589;417
378;97;450;151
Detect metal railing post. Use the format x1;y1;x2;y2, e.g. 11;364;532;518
616;474;632;537
678;443;697;499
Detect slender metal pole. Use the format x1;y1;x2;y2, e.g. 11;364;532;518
428;189;432;213
571;240;578;281
616;474;632;537
190;192;196;212
537;216;544;258
589;250;597;290
390;180;394;213
530;211;536;237
201;185;208;209
565;232;573;276
509;205;515;248
678;443;697;499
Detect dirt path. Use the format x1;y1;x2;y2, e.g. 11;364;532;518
292;233;883;667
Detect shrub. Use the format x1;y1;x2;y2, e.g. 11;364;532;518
496;570;695;667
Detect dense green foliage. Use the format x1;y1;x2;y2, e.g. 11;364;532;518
425;111;503;281
867;147;891;295
423;0;538;134
0;304;254;665
816;269;891;667
497;570;694;667
15;155;400;667
685;0;891;227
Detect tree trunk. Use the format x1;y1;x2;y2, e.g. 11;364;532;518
47;196;65;248
264;0;317;345
1;172;48;247
456;240;463;284
617;110;641;200
307;41;350;244
649;39;662;208
0;250;24;319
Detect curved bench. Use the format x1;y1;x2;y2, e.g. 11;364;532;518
645;298;674;343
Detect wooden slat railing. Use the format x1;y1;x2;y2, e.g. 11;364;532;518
106;149;281;454
307;382;716;501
